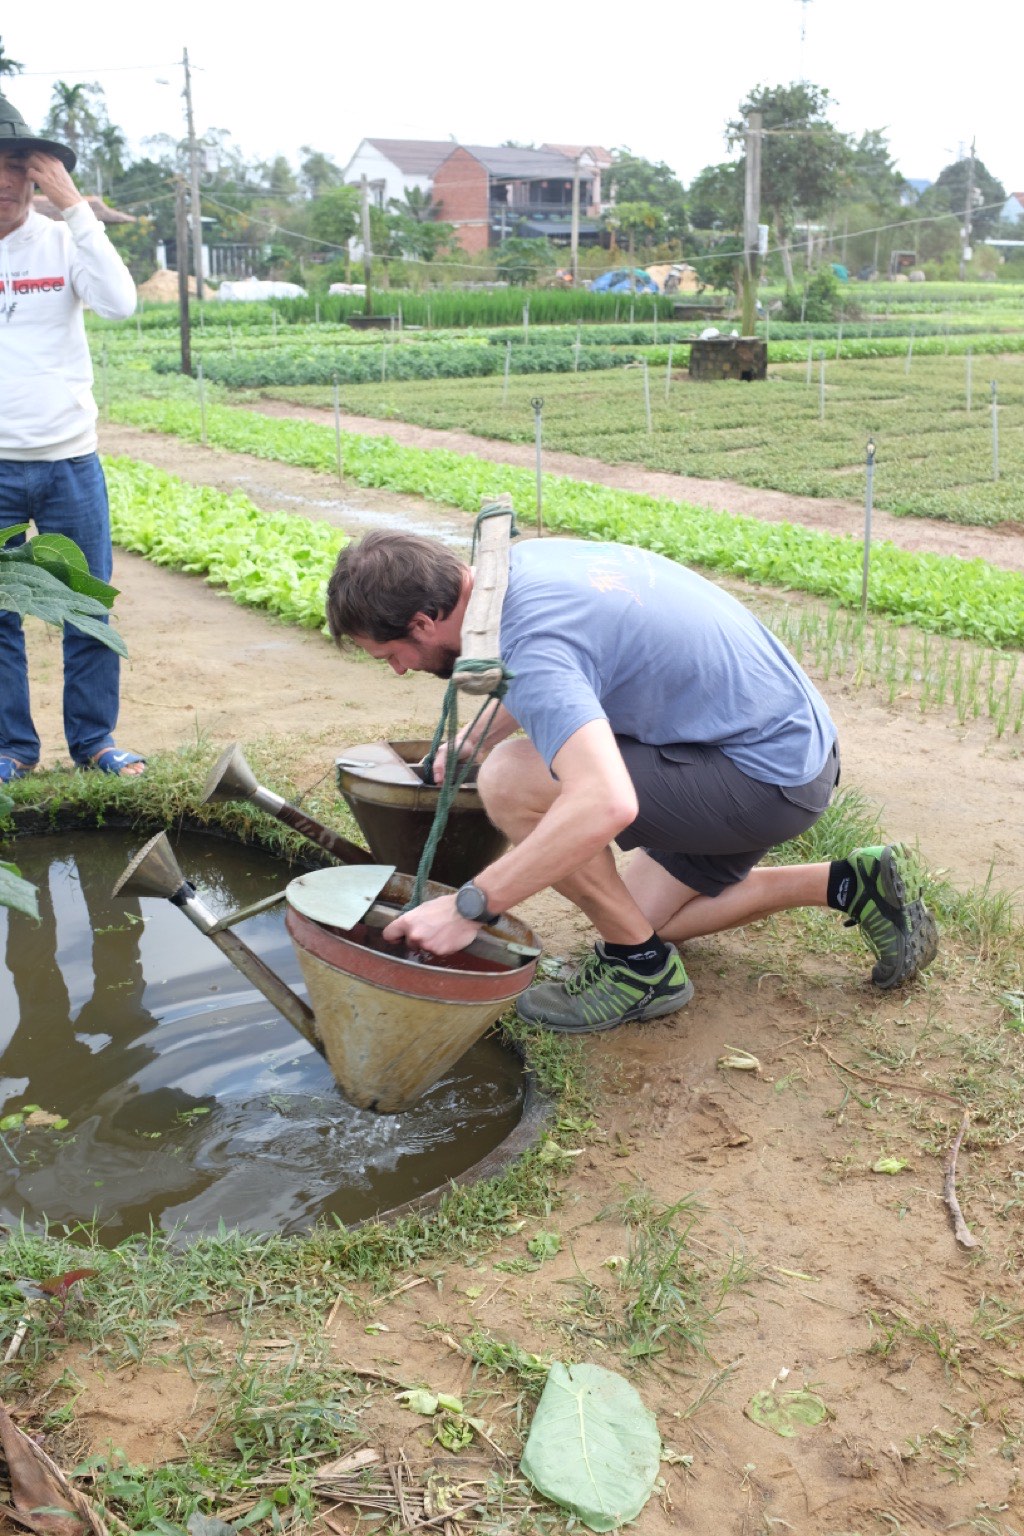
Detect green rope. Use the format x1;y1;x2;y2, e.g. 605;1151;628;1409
406;503;518;911
406;661;514;911
471;499;520;559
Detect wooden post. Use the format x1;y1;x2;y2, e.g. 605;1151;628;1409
570;155;581;287
333;373;343;483
741;111;762;335
454;494;516;696
175;176;192;376
531;397;544;535
860;438;875;614
183;47;204;302
197;359;206;445
360;174;374;316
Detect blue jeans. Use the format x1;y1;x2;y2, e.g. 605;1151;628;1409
0;454;120;765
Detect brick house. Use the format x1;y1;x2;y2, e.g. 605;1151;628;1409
432;144;605;255
340;138;610;255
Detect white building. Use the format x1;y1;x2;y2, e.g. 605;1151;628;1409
339;139;458;209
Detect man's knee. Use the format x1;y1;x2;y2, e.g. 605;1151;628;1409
476;737;549;820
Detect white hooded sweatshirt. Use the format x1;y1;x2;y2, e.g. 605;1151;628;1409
0;202;136;460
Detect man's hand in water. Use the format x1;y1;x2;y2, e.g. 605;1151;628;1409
382;894;479;956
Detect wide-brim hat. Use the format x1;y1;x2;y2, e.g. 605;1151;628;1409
0;92;77;172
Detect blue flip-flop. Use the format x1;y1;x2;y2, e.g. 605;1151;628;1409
0;754;36;784
82;747;147;776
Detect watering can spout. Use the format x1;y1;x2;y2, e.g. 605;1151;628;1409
202;741;260;804
202;742;375;867
112;832;322;1055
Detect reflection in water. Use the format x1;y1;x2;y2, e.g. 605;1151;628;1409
0;830;524;1244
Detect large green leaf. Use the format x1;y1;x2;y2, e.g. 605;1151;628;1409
0;862;39;920
0;553;127;656
520;1362;661;1532
29;533;119;606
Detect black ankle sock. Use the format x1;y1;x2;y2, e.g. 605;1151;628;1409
827;859;856;912
603;934;671;974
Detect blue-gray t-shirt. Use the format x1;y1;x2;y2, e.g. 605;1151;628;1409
499;540;835;787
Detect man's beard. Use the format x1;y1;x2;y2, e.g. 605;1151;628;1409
428;646;461;680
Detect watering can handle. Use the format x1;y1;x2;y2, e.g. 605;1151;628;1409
454;494;514;696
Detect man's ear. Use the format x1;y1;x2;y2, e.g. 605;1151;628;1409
406;611;436;638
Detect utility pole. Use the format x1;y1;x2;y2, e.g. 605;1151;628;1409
742;111;762;335
569;155;581;286
959;138;976;282
360;174;374;316
182;48;204;302
175;176;192;375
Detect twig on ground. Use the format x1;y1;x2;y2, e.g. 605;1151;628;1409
943;1111;980;1250
2;1317;30;1365
813;1040;961;1104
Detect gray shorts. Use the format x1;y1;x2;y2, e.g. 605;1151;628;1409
614;736;841;896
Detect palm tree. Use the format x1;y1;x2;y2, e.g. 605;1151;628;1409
45;80;100;165
94;123;127;198
0;36;24;77
388;186;442;224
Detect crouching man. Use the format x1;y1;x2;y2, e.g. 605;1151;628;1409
326;530;937;1034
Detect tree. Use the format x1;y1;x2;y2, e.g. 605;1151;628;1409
388;186;441;223
602;200;665;262
261;155;299;200
931;152;1006;241
93;123;127;198
308;185;361;254
687;162;743;231
299;146;342;199
45;80;103;169
495;236;556;286
0;36;23;76
846;129;906;215
384;188;454;263
109;156;177;244
728;82;851;287
606;151;688;242
385;210;455;263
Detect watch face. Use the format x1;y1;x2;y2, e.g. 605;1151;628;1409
456;882;486;921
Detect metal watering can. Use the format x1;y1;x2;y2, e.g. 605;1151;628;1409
111;743;540;1115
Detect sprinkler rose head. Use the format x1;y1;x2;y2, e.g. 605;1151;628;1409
112;832;191;903
202;742;259;805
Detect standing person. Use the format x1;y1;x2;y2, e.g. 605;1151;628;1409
0;92;143;783
326;531;938;1034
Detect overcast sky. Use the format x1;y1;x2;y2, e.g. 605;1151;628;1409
4;1;1016;193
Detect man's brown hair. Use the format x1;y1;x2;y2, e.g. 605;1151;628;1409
325;530;466;643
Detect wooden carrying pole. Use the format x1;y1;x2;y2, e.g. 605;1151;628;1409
454;495;515;697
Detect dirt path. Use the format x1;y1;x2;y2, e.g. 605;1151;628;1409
256;398;1024;574
13;423;1024;1534
92;421;1024;896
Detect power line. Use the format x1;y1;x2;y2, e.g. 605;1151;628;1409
16;62;180;76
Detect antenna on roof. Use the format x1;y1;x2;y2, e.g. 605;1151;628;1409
796;0;812;78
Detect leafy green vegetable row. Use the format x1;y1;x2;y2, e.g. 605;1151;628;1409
150;341;649;387
108;397;1024;647
104;456;344;628
141;328;1024;391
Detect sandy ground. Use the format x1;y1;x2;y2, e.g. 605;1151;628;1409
12;418;1024;1535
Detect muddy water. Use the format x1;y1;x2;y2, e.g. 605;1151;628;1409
0;829;525;1244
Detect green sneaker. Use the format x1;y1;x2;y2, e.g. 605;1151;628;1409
515;942;694;1034
844;844;938;989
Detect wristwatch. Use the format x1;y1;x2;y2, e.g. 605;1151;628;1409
455;880;501;925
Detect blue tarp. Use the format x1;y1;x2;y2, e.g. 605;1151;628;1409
589;268;659;294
